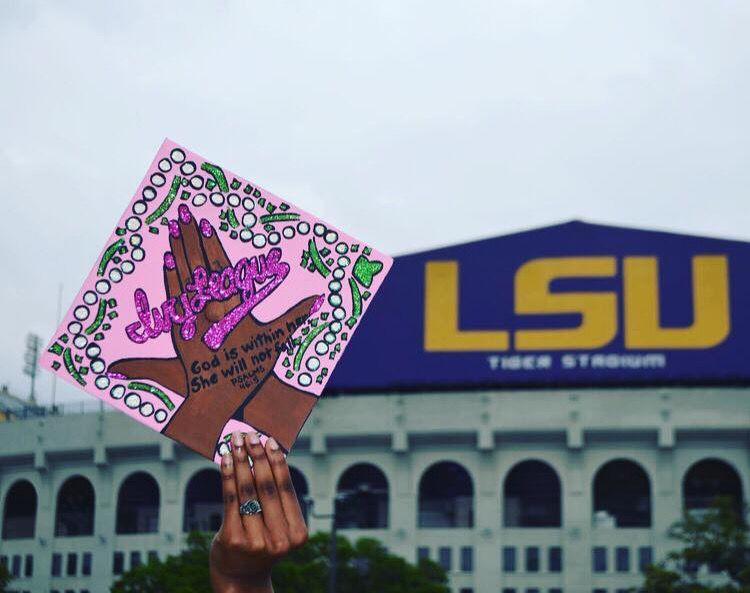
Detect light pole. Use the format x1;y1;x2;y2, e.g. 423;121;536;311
304;489;361;593
23;333;41;403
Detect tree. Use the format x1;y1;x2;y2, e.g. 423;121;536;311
0;562;12;593
641;497;750;593
112;532;213;593
272;533;450;593
112;531;450;593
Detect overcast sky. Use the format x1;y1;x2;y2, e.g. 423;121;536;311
1;1;749;405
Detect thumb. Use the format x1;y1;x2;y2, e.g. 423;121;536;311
282;294;324;328
108;357;187;397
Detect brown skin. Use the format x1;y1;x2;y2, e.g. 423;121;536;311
109;207;320;458
211;432;308;593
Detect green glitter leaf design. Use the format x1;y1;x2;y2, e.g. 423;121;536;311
127;381;175;410
352;255;383;288
97;239;125;276
200;162;229;192
145;176;182;225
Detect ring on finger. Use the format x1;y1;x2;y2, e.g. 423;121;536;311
239;498;263;516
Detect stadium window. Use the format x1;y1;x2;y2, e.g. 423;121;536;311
116;472;160;534
615;547;630;572
549;589;563;593
592;547;607;573
683;458;744;514
66;553;77;577
183;469;222;532
504;460;562;528
638;546;653;572
335;463;389;529
0;556;5;569
81;590;90;593
51;553;62;577
525;589;540;593
148;551;159;563
64;589;74;593
502;546;517;572
438;546;452;571
460;546;473;572
11;555;21;578
459;589;474;593
548;546;562;572
112;551;124;575
525;546;540;572
502;589;516;593
417;462;474;528
289;467;309;523
593;589;607;593
130;551;142;569
2;480;37;540
54;476;95;537
81;552;92;576
23;554;33;577
417;547;430;562
592;459;651;528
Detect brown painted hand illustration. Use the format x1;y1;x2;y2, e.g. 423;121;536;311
109;204;320;459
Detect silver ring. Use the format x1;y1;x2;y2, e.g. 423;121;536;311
239;499;262;516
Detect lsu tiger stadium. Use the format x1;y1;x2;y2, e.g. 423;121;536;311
0;220;748;593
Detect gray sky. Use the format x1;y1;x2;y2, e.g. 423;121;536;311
1;1;749;405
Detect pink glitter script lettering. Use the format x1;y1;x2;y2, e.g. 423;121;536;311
125;248;290;350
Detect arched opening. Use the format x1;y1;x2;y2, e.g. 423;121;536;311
55;476;95;537
504;460;562;527
593;459;651;528
289;467;309;523
2;480;37;539
683;458;744;514
183;469;222;532
335;463;389;529
116;472;160;534
418;461;474;528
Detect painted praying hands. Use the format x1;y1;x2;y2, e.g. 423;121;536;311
109;204;321;458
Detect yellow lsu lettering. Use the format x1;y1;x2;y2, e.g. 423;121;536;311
424;255;730;352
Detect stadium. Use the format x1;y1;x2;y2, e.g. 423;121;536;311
0;221;748;593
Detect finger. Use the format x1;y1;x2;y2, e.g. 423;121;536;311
163;251;182;301
107;357;186;396
168;220;191;291
279;294;322;332
245;432;290;554
163;250;206;350
199;217;233;272
199;218;241;315
177;205;208;279
265;437;308;547
230;432;265;548
219;452;244;537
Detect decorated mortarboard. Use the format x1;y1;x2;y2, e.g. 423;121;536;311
40;140;392;461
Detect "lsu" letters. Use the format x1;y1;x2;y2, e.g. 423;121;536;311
424;256;729;352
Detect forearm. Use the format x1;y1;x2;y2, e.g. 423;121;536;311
210;570;273;593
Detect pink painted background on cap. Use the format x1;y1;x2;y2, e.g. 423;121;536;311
40;139;392;463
